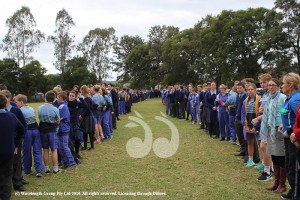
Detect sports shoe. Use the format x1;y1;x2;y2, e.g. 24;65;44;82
246;160;255;167
107;135;113;141
67;165;78;171
53;169;63;174
254;163;264;171
45;169;50;174
257;172;272;181
36;173;43;177
24;171;34;176
94;140;100;144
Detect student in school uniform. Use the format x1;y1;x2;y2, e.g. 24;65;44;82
169;87;176;117
38;91;61;174
164;86;171;115
67;90;87;163
56;91;77;170
0;94;24;200
0;90;28;191
224;86;238;144
108;84;118;129
279;73;300;199
242;83;261;167
119;88;126;115
178;85;186;119
196;85;203;126
91;85;105;144
101;88;113;141
13;94;44;177
190;88;198;124
80;85;95;151
234;82;248;157
259;78;286;192
199;83;208;130
205;82;219;138
251;74;273;181
215;84;231;141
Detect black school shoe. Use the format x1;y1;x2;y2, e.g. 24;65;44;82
281;189;293;199
21;179;29;185
14;186;27;191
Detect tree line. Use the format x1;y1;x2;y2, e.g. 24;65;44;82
0;0;299;96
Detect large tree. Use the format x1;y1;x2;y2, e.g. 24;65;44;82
1;6;45;67
147;25;179;85
18;60;47;96
275;0;300;73
48;8;75;74
63;56;97;89
0;58;19;93
113;35;144;81
125;44;152;89
78;27;116;82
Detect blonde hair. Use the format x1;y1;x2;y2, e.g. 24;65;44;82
13;94;27;104
53;86;62;95
80;85;90;97
219;84;227;89
258;73;272;82
283;72;300;90
0;90;12;98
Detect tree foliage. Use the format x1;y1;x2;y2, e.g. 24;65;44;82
48;8;75;74
275;0;300;73
78;27;116;82
1;6;45;67
18;60;47;96
113;35;144;81
63;56;97;89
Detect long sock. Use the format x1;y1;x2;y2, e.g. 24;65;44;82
264;166;271;175
249;156;253;161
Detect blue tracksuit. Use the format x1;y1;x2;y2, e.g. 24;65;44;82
215;93;230;138
102;95;113;139
225;93;237;141
190;93;198;123
57;101;76;167
20;106;44;174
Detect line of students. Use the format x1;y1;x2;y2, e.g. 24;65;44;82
0;82;150;199
162;72;300;200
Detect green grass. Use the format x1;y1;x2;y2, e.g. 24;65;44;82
12;99;280;200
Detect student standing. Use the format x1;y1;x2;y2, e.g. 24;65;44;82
242;83;261;167
259;79;287;192
56;91;77;170
101;88;113;141
279;73;300;199
80;85;95;151
215;84;231;141
234;82;248;157
67;90;87;163
224;86;237;144
0;94;24;200
38;91;61;174
206;82;219;138
14;94;44;177
0;90;28;191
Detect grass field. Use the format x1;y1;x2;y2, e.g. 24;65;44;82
12;99;280;200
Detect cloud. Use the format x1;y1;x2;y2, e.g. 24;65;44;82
0;0;275;75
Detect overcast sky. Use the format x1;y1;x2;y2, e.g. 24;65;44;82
0;0;275;78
